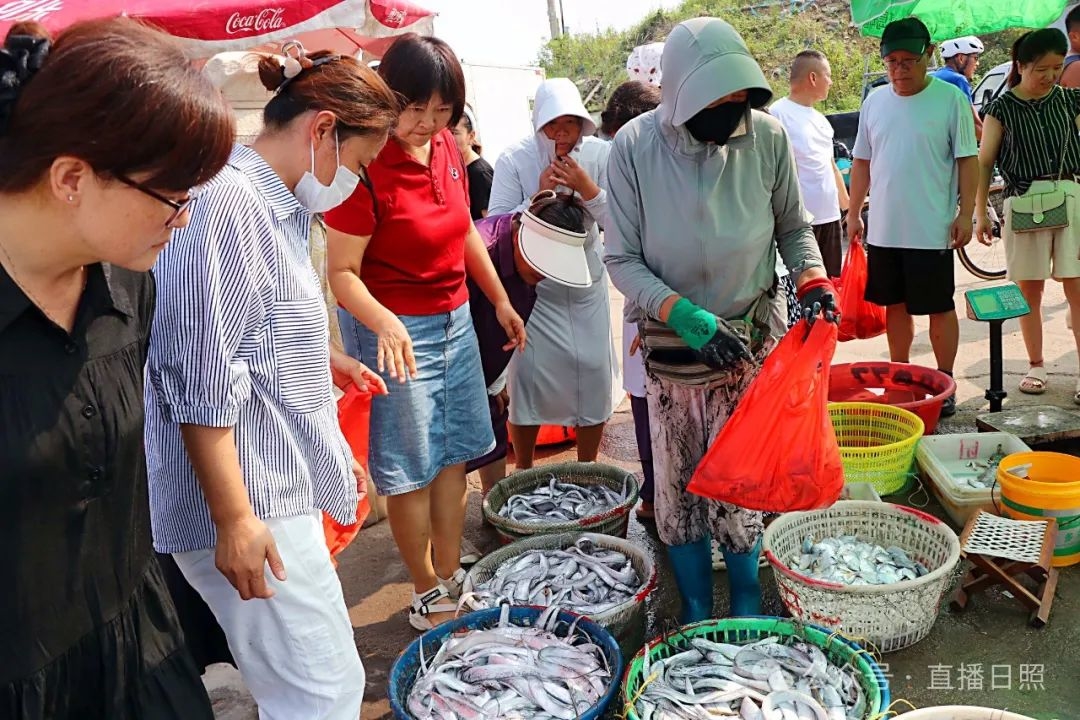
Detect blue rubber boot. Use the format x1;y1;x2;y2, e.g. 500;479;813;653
666;537;714;624
722;538;763;617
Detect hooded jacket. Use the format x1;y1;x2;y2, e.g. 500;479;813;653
488;79;608;280
603;18;823;323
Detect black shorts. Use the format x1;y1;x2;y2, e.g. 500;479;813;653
865;245;955;316
813;220;843;278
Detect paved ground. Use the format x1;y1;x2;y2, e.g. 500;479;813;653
207;264;1079;719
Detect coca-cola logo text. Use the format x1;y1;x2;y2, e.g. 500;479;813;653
0;0;63;21
225;8;286;35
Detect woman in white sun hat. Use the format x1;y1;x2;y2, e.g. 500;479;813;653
488;78;618;469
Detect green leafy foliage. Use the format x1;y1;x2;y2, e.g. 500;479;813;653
538;0;1040;114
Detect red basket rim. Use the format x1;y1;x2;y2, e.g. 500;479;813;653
829;362;957;413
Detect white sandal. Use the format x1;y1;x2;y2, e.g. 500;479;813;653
438;568;468;600
409;585;458;631
1019;366;1048;395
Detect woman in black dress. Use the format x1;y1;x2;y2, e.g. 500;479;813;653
0;18;233;720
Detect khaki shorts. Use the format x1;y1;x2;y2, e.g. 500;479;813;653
1004;186;1080;281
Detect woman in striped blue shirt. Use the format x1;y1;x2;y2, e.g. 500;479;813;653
976;29;1080;401
145;45;397;718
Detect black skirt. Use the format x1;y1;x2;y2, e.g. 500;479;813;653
156;553;235;672
0;562;214;720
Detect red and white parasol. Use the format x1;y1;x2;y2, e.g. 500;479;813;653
0;0;434;58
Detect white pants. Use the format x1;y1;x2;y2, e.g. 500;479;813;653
174;511;364;720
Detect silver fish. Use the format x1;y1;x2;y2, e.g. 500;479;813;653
462;536;643;616
964;444;1006;489
788;534;929;586
498;473;628;523
631;636;867;720
408;606;611;720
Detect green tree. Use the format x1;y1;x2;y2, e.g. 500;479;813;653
538;0;1041;115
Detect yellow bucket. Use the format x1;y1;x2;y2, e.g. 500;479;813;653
997;451;1080;567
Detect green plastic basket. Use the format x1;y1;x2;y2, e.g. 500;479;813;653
621;616;890;720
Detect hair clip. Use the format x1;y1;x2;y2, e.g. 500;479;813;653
274;40;342;95
280;40;305;80
0;35;49;134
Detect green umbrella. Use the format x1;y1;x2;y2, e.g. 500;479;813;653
851;0;1071;41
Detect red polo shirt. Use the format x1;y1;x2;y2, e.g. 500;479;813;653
325;128;472;316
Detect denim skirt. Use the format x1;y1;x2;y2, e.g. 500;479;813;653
338;302;495;496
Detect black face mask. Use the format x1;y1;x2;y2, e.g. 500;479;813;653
684;100;749;145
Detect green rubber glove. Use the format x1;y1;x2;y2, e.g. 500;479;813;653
666;297;718;351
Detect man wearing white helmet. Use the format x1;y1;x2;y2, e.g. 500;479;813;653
933;36;985;138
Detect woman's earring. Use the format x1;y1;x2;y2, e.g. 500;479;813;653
67;195;74;203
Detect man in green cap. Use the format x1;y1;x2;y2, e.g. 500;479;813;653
846;16;978;418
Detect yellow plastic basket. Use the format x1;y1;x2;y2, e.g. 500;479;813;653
829;402;925;496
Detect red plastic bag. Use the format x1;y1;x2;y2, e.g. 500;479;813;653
323;383;372;561
687;319;844;513
837;237;886;342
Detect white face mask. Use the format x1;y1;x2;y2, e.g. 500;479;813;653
294;130;360;213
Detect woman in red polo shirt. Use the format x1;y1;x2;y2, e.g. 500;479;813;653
325;33;525;631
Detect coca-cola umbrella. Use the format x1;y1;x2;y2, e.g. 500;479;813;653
0;0;435;58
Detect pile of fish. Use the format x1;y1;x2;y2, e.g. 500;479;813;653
407;605;612;720
632;635;867;720
463;536;643;615
497;473;628;524
789;535;930;586
960;444;1006;489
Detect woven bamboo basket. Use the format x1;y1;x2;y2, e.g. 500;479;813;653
482;462;639;543
461;532;656;657
899;707;1037;719
763;501;961;653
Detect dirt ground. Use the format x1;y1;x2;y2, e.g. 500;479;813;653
206;268;1079;720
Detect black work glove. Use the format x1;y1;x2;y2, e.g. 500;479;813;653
694;317;754;370
798;280;840;327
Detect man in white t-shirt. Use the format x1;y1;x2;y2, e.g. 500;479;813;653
847;16;978;417
770;50;850;277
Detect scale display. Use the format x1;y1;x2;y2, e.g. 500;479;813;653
965;284;1030;322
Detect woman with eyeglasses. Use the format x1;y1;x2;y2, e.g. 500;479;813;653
143;42;397;716
0;18;232;720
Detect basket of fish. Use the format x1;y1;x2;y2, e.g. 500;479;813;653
763;501;962;654
461;533;656;656
483;462;639;543
389;603;622;720
621;616;890;720
897;706;1037;719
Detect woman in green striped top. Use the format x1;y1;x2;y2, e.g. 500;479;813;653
975;28;1080;401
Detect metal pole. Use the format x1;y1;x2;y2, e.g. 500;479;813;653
986;319;1007;413
559;0;567;35
546;0;561;39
